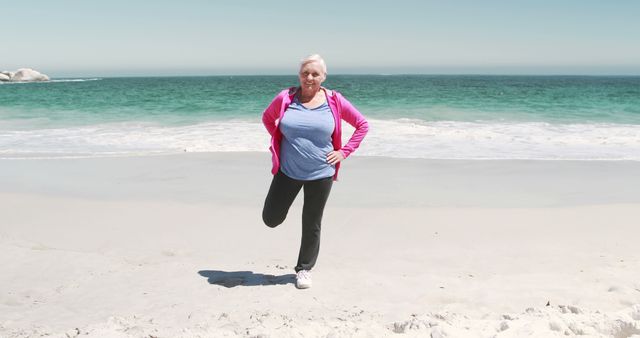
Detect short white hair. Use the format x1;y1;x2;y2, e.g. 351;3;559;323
299;54;327;75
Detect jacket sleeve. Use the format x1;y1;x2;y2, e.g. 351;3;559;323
337;93;369;158
262;91;284;136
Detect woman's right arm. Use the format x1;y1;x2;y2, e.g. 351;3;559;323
261;92;284;136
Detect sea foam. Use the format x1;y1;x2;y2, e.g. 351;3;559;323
48;78;102;83
1;119;639;160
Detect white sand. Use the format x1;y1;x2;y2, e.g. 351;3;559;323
1;153;640;337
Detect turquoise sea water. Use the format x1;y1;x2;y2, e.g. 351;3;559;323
1;75;639;159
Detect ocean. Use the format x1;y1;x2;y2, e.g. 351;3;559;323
1;75;639;160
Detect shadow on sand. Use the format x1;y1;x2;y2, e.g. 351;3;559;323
198;270;295;288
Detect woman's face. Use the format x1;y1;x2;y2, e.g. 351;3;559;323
298;61;326;92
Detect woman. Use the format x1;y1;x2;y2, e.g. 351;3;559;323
261;54;369;289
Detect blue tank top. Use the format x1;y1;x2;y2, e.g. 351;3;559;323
279;97;336;180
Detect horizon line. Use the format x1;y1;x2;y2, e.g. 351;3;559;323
47;72;640;79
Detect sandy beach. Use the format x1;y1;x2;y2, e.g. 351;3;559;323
1;153;640;337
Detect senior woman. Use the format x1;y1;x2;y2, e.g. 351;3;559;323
261;54;369;289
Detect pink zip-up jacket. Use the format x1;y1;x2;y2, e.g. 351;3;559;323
262;86;369;181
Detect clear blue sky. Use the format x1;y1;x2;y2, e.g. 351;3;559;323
2;0;639;76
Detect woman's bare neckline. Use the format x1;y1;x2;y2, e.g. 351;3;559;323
297;90;327;110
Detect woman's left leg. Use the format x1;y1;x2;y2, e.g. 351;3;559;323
295;176;333;272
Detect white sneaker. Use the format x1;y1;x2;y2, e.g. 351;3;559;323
295;270;312;289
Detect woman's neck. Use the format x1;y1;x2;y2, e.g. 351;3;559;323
298;87;322;103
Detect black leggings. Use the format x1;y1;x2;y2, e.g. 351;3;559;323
262;170;333;272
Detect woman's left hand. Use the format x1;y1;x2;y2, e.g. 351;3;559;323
326;150;345;165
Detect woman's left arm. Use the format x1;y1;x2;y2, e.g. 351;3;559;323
337;94;369;159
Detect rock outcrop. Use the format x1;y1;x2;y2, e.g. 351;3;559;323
0;68;49;82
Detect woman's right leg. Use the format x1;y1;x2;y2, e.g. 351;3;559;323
262;171;303;228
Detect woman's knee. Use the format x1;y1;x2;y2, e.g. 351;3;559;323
262;211;284;228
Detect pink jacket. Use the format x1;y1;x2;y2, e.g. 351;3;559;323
262;87;369;181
